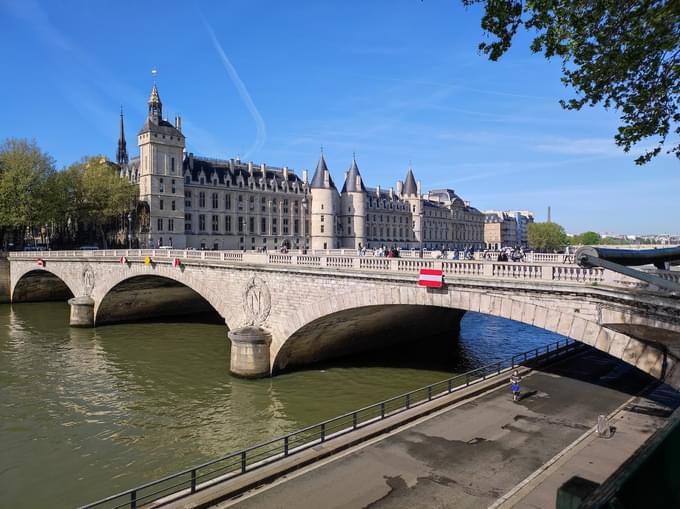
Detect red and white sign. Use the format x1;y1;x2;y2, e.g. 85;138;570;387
119;256;128;264
36;258;44;267
172;257;182;268
418;268;444;288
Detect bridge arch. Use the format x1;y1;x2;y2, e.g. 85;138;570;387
272;286;666;382
12;268;77;302
95;274;225;326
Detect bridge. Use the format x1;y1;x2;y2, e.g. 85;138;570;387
7;249;680;389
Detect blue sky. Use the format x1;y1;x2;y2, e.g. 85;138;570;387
1;0;677;234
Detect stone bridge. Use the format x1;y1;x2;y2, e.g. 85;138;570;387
8;249;680;389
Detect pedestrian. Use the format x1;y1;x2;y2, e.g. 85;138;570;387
510;370;521;402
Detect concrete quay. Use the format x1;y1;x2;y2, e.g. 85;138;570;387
198;349;678;509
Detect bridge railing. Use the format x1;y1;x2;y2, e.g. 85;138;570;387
77;337;580;509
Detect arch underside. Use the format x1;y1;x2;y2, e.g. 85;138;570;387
273;305;465;372
12;270;74;302
96;275;223;325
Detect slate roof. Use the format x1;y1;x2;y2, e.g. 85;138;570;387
183;155;304;188
310;153;336;189
341;158;366;193
138;118;184;137
403;168;417;196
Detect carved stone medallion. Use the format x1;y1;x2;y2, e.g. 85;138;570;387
243;275;271;326
82;265;95;296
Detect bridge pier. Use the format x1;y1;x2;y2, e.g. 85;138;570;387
228;326;272;378
68;296;95;327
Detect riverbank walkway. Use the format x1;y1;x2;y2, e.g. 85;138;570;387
194;349;679;509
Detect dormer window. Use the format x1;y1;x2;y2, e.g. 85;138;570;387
185;175;190;184
200;177;205;185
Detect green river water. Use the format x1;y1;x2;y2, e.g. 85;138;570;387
0;302;563;508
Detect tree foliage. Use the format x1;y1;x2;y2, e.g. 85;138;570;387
528;222;568;251
463;0;680;164
0;139;138;248
573;231;601;245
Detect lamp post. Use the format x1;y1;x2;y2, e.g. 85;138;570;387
127;212;132;249
413;224;423;258
301;195;308;253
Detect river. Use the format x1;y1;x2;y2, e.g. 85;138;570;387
0;302;564;508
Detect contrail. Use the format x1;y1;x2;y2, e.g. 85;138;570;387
201;17;266;160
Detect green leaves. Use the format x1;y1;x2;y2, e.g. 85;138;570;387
528;222;568;251
466;0;680;164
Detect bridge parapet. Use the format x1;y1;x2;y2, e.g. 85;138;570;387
9;249;662;291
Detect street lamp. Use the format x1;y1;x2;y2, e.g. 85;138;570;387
413;224;423;258
301;194;308;253
127;212;132;249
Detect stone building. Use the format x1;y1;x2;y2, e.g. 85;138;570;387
117;83;484;251
483;210;534;249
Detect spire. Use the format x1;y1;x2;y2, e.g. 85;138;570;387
341;154;366;193
403;165;417;196
116;107;128;166
310;151;336;189
148;83;162;123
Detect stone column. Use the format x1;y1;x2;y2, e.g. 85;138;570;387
68;296;95;327
228;326;272;378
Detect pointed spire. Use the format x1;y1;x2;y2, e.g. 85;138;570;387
341;154;366;193
148;82;162;123
310;150;336;189
116;107;128;166
403;164;418;196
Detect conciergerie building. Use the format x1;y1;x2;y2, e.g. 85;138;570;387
115;83;485;251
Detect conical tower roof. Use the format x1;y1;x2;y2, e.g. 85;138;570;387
310;152;336;189
403;166;418;196
148;83;161;106
341;156;366;193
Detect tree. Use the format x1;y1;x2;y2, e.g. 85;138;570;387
0;138;56;247
463;0;680;164
574;231;601;245
66;156;138;248
528;222;568;251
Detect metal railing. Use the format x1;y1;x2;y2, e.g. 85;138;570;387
79;338;580;509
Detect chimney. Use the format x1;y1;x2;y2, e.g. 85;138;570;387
396;180;403;196
283;165;289;179
248;161;254;174
189;152;194;170
302;169;308;183
389;187;394;199
228;159;234;171
260;163;266;173
417;180;422;196
175;115;182;132
376;185;381;196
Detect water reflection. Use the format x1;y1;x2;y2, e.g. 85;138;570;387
0;302;564;509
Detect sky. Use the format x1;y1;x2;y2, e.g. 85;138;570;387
0;0;677;234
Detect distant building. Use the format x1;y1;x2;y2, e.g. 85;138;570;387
483;210;534;249
116;83;485;251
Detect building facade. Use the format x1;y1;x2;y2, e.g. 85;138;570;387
117;84;485;251
483;210;534;249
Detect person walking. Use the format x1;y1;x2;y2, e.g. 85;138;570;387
510;370;522;402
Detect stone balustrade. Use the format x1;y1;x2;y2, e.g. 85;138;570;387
10;249;672;291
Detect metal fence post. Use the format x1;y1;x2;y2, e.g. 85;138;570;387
380;403;385;419
130;490;137;509
353;412;358;429
284;436;289;456
191;469;197;493
241;451;246;474
406;393;410;409
427;386;432;401
448;379;452;393
320;423;326;442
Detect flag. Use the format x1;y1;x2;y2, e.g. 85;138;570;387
418;268;444;288
172;257;181;268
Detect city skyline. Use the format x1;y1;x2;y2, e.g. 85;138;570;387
1;0;677;234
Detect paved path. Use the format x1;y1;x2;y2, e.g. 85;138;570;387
215;350;664;509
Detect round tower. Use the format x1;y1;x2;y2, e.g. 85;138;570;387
309;152;340;250
340;156;367;249
402;166;422;250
